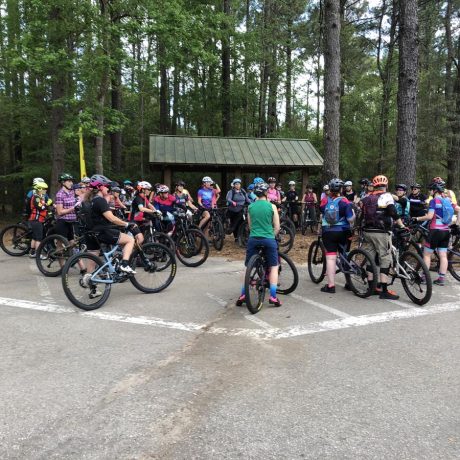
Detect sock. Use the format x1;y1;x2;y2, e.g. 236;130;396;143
438;272;445;280
381;283;388;293
240;286;245;296
121;260;129;267
328;284;335;288
270;284;277;298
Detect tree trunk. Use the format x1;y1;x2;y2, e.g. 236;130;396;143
323;0;341;182
221;0;232;136
285;18;293;129
159;41;169;134
172;67;180;135
267;47;279;136
396;0;419;186
258;0;271;137
110;19;122;175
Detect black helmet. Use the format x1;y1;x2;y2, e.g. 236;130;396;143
254;182;269;197
328;178;344;192
359;178;370;186
267;177;276;183
395;184;407;191
411;183;422;189
175;180;186;187
428;182;445;193
59;173;74;183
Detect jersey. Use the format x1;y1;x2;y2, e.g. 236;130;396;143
154;194;177;214
303;192;317;207
174;192;190;207
28;193;48;222
429;197;455;230
362;191;397;231
408;192;428;218
267;188;281;203
248;200;275;239
90;196;113;228
343;190;356;202
285;190;298;202
131;193;151;222
198;187;217;209
320;196;353;232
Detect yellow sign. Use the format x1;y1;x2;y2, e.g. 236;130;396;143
78;125;87;179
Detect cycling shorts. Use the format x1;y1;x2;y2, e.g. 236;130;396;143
322;230;350;255
245;237;278;267
28;221;44;241
55;220;76;241
424;230;450;252
93;226;120;246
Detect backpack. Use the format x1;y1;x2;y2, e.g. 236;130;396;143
323;197;343;226
77;201;94;230
439;197;454;225
394;199;410;219
231;188;247;202
363;193;386;229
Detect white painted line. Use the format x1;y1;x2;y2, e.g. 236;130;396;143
385;299;413;309
0;297;73;314
291;293;351;318
244;315;275;330
206;292;228;307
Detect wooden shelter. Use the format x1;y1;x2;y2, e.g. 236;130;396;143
149;135;323;192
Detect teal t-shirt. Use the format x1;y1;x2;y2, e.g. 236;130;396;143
249;200;275;239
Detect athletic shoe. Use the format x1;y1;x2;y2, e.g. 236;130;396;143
320;284;336;293
89;287;102;299
343;283;352;291
433;278;445;286
269;296;282;307
119;264;136;275
379;291;400;300
28;250;36;258
235;295;246;306
81;273;92;288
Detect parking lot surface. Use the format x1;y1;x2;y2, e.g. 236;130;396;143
0;250;459;459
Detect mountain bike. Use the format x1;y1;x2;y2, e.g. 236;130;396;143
208;208;225;250
244;246;299;314
61;237;176;310
300;205;319;235
308;234;378;298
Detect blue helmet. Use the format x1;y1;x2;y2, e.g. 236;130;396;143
247;184;254;191
253;177;264;185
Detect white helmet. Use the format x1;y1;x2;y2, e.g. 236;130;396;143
33;177;45;186
202;176;213;183
344;181;352;186
138;181;152;190
231;178;242;186
323;184;330;191
81;176;91;184
288;181;296;186
157;184;170;193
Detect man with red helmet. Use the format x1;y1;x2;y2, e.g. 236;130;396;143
360;175;405;300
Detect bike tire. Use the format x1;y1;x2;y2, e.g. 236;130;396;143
150;231;176;252
277;252;299;295
399;250;432;306
278;224;294;254
35;234;70;277
61;252;111;310
176;228;209;267
238;221;249;248
211;218;225;251
129;242;177;293
244;254;266;314
448;243;460;281
0;224;31;256
307;239;326;284
344;248;377;298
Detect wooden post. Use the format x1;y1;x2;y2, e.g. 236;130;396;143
163;166;172;189
301;168;309;197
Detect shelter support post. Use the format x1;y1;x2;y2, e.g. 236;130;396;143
163;167;172;189
301;168;309;196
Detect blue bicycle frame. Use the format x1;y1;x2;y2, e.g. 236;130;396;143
89;244;122;285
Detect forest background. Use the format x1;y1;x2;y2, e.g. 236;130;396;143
1;0;460;201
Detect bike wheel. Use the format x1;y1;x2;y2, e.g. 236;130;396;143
400;251;432;306
35;234;70;277
61;252;111;310
0;224;31;256
238;221;249;248
244;254;266;314
307;240;326;283
448;244;460;281
277;252;299;295
210;218;225;251
345;248;377;298
150;231;176;252
129;242;177;293
281;217;296;236
176;229;209;267
278;224;294;254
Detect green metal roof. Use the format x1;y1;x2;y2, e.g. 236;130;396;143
149;135;323;168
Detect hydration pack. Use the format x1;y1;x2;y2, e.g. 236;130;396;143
363;194;386;229
323;197;343;226
439;197;454;225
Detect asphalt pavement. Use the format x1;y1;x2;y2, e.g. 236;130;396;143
0;249;459;459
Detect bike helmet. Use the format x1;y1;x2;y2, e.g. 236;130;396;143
411;183;422;189
432;176;444;184
254;182;269;197
372;175;388;187
123;179;133;186
81;176;91;184
231;178;242;186
110;186;121;193
34;181;48;190
323;184;330;191
175;180;186;187
157;184;170;193
247;184;254;191
329;178;344;192
428;182;445;193
344;180;352;187
32;177;45;186
395;183;407;191
359;178;370;186
59;173;74;183
137;181;152;190
89;174;111;189
253;177;264;185
267;177;276;183
202;176;213;183
288;181;296;186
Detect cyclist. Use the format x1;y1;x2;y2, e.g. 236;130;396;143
27;181;50;257
236;182;282;307
319;178;355;293
54;173;80;247
408;183;427;218
276;182;286;202
154;185;178;232
342;181;356;202
108;182;127;219
413;181;460;286
358;178;370;200
267;177;281;204
432;176;457;205
285;180;300;227
392;184;410;224
361;175;405;300
88;175;138;274
197;176;220;233
24;178;50;218
320;184;330;201
302;185;318;226
174;181;198;212
226;178;250;240
247;184;257;203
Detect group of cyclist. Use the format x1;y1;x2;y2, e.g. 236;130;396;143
17;170;460;307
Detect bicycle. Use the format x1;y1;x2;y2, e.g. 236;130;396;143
300;205;319;235
61;237;176;310
0;213;55;257
208;208;225;251
244;245;299;314
307;234;378;298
